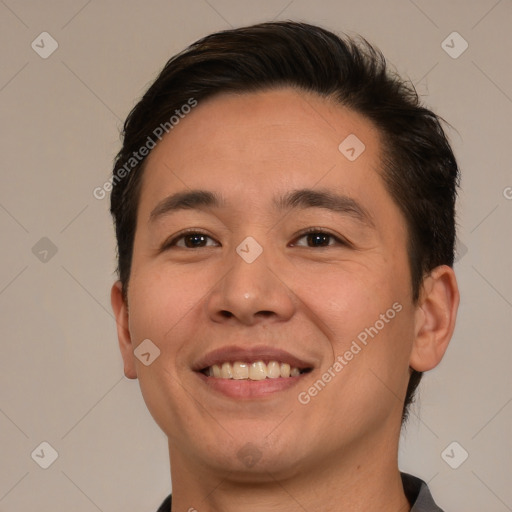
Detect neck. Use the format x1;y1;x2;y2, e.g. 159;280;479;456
167;427;410;512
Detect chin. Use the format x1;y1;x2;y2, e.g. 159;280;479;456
199;433;311;480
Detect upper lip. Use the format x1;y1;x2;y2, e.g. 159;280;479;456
193;345;315;372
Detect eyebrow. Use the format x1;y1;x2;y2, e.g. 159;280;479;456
149;188;375;228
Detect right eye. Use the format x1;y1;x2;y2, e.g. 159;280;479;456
161;230;220;250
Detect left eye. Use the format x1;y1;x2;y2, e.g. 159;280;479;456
167;231;218;249
291;230;346;248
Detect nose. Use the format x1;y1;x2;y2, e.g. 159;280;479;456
205;244;296;326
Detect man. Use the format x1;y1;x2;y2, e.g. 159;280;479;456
110;21;460;511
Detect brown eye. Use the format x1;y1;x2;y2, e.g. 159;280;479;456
304;232;333;247
162;230;219;250
292;229;347;248
178;233;211;248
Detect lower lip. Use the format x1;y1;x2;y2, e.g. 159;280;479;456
196;372;305;399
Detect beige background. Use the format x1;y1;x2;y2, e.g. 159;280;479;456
0;1;511;511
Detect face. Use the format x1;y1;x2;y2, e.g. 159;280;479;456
114;88;423;478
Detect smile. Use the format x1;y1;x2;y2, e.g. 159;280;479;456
201;360;312;380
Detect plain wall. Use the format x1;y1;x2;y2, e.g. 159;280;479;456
0;1;511;510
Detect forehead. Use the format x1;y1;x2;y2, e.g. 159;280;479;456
140;88;380;190
137;87;398;228
147;88;379;167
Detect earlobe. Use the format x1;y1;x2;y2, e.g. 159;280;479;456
111;281;138;379
410;265;460;372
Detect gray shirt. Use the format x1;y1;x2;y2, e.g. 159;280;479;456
156;472;444;511
401;472;445;511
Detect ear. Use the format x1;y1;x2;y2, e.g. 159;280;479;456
111;281;137;379
410;265;460;372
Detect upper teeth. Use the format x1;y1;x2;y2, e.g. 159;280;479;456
205;361;302;380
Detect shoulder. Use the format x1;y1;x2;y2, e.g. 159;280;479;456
155;493;172;512
401;472;445;512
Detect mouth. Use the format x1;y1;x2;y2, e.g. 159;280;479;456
193;346;315;399
200;360;313;380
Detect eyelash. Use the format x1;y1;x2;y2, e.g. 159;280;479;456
161;227;350;250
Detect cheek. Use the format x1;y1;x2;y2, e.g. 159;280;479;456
127;263;204;342
126;266;203;436
308;263;401;333
308;262;413;374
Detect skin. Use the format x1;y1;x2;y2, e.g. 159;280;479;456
111;87;459;512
